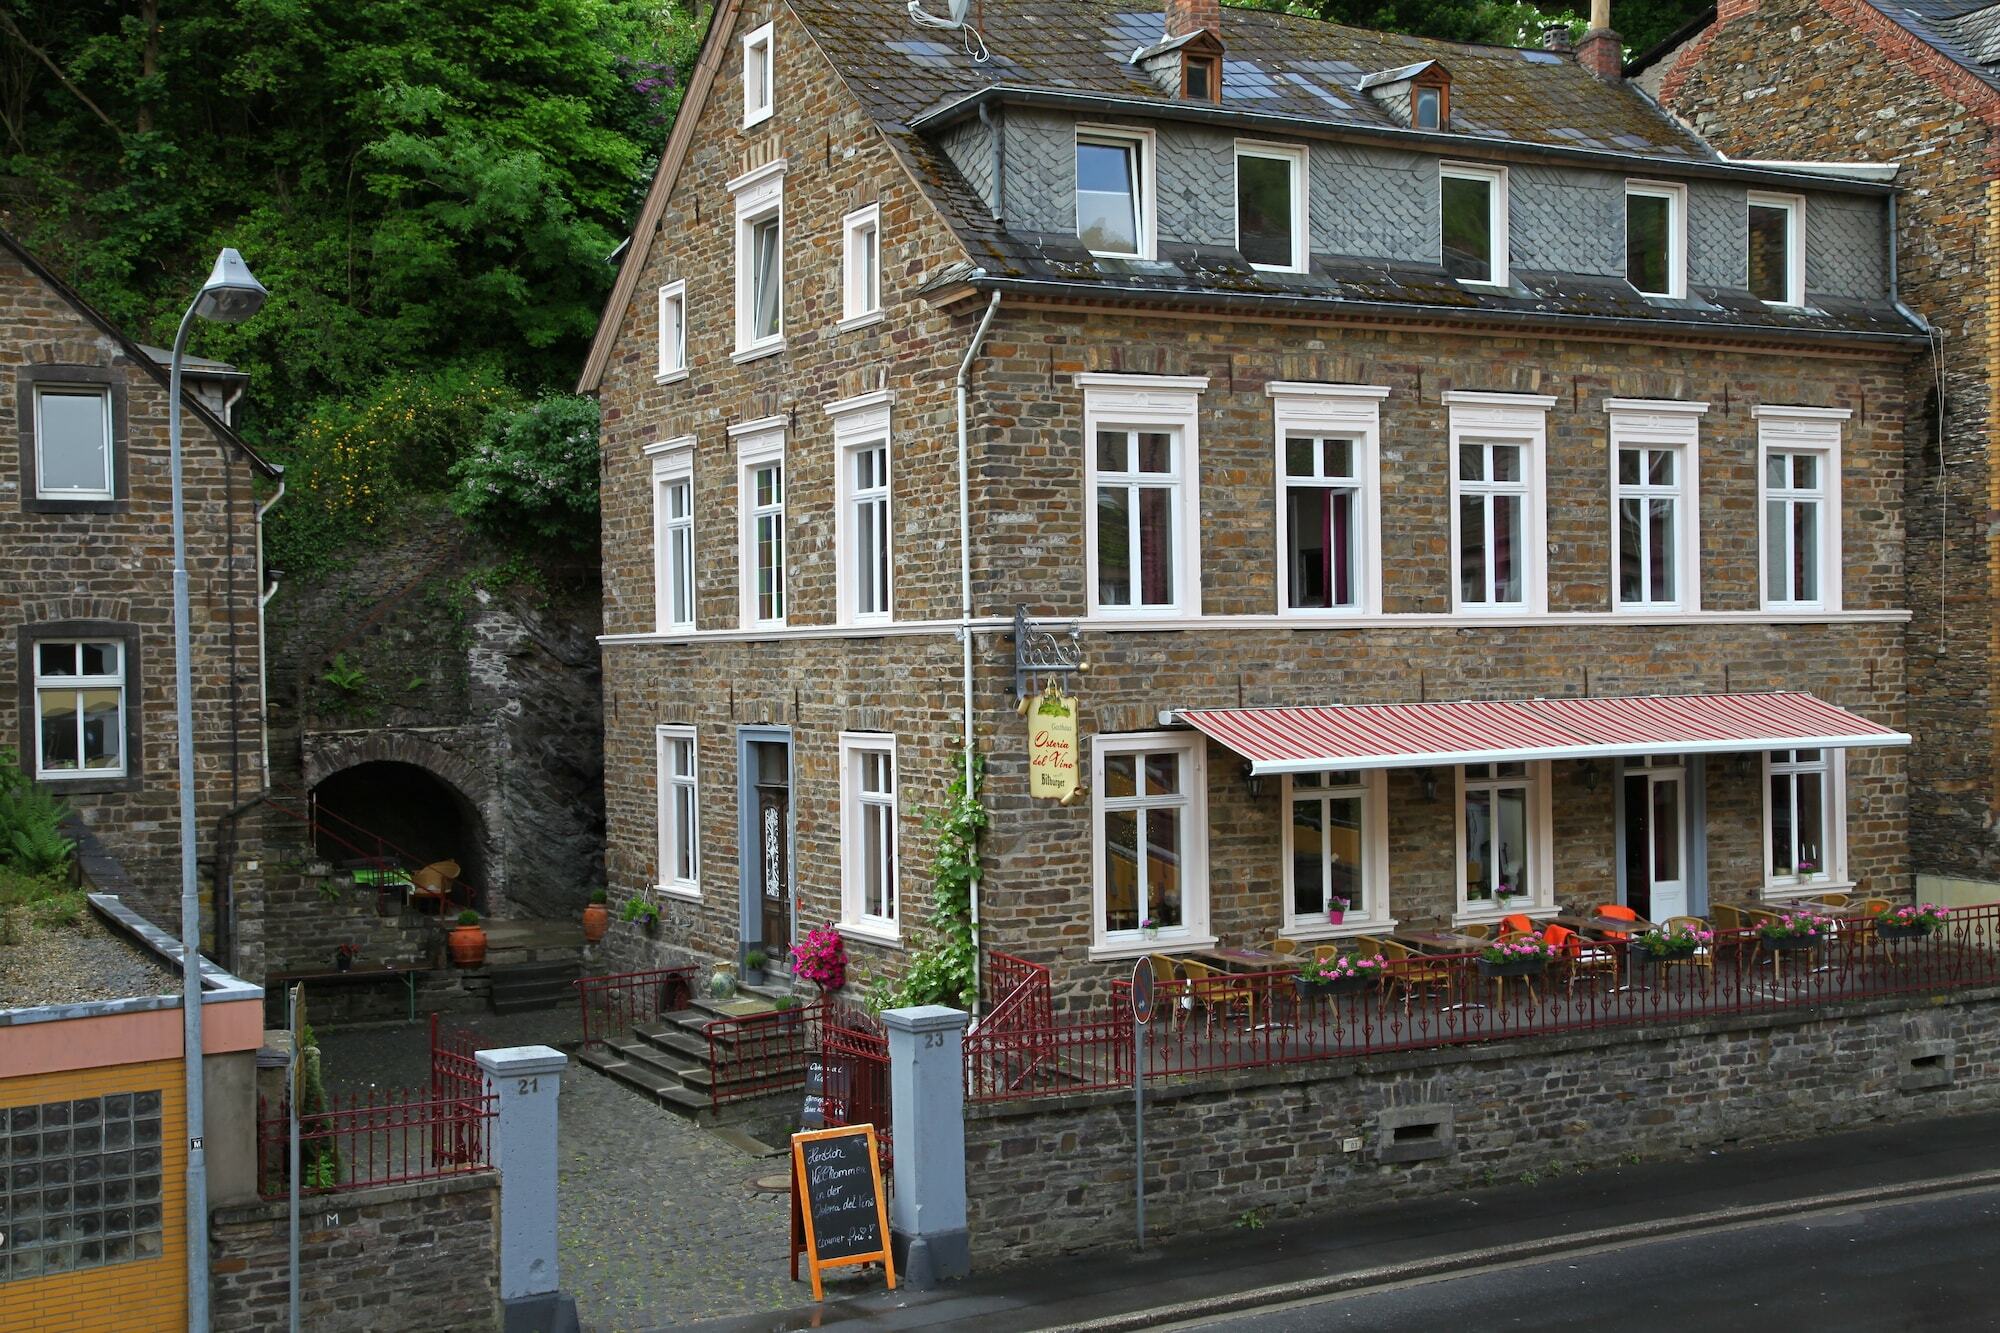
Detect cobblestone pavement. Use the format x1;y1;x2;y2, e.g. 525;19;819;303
316;1009;820;1331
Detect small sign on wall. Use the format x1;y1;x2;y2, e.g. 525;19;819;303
1029;687;1079;801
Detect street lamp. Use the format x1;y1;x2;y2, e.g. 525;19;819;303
170;247;266;1333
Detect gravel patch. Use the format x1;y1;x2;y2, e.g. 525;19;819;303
0;906;178;1010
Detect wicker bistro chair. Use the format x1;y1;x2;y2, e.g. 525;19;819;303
1709;902;1755;969
1178;958;1260;1034
1379;939;1454;1010
1658;915;1717;983
1543;922;1617;991
408;859;462;915
1146;954;1187;1028
1458;922;1493;941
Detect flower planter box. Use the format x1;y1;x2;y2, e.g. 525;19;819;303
1762;933;1817;951
1878;923;1934;943
1478;957;1547;979
1298;974;1374;998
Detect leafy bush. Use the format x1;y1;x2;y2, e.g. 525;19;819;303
448;394;601;553
0;754;74;876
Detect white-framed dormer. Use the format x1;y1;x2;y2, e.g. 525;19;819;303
1443;391;1552;614
1075;124;1157;260
730;158;787;360
730;416;787;629
1439;162;1508;288
1623;180;1687;300
828;388;895;627
1079;372;1207;620
647;436;697;634
741;20;774;129
1746;190;1805;307
1605;399;1707;614
840;203;882;329
1755;404;1848;613
1268;381;1388;617
1234;139;1309;274
656;280;687;383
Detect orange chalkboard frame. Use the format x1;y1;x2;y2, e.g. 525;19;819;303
791;1124;897;1300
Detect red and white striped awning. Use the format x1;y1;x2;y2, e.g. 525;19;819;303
1173;692;1909;776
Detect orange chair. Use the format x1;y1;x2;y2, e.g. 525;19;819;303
1500;913;1535;935
1593;903;1639;942
1543;922;1616;990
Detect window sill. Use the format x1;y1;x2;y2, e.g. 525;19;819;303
1761;880;1856;901
840;921;902;949
836;310;884;333
743;107;773;130
36;773;138;795
731;339;786;365
657;621;696;635
1278;918;1400;943
655;884;701;903
654;369;688;386
1453;905;1558;927
1088;934;1218;963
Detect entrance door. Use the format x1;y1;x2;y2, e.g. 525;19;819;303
752;741;792;959
1623;761;1687;921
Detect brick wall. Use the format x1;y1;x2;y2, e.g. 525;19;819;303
963;988;2000;1265
208;1172;500;1332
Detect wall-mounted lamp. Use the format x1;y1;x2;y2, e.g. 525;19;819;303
1240;762;1266;801
1419;767;1438;802
1579;759;1599;792
1731;753;1753;779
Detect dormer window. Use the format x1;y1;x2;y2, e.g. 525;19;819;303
1360;60;1452;132
1414;85;1443;129
1185;52;1220;101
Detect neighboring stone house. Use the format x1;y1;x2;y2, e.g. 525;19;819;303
579;0;1925;996
1633;0;2000;899
0;228;277;957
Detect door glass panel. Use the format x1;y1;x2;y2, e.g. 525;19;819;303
1623;775;1652;919
1651;778;1680;881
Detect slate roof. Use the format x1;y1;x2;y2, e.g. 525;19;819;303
1878;0;2000;91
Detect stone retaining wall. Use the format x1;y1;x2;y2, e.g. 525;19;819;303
963;990;2000;1266
208;1172;500;1332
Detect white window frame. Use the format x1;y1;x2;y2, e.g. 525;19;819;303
655;281;687;382
840;204;882;328
1453;762;1555;924
1279;770;1395;941
730;159;787;359
1269;382;1387;617
1075;125;1157;261
1233;140;1309;274
731;417;787;628
1090;730;1213;958
1607;399;1707;613
656;724;701;898
647;437;697;633
1762;748;1848;897
839;732;901;943
828;389;895;626
1624;180;1687;300
1439;162;1509;288
1746;191;1805;307
1755;405;1847;613
33;384;114;501
741;20;774;128
1443;391;1552;614
31;639;126;780
1079;373;1206;620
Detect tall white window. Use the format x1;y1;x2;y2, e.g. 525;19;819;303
656;281;687;381
731;419;786;627
829;390;893;625
1282;770;1392;937
1440;162;1507;286
1270;383;1387;616
1746;191;1804;307
1445;392;1551;613
1456;761;1554;921
1624;181;1686;299
731;160;786;356
1756;406;1846;612
741;21;774;128
1081;373;1205;619
34;385;114;500
656;725;700;896
1092;732;1211;954
841;205;881;325
1235;141;1307;273
1765;748;1846;893
1076;126;1154;259
649;439;695;633
840;733;899;939
1607;400;1706;612
33;640;125;779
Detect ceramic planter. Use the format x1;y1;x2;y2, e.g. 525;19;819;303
448;925;487;967
582;903;609;943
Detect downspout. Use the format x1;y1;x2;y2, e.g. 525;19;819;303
957;289;1002;1016
255;476;286;781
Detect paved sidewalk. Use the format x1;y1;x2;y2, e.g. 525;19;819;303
686;1108;2000;1332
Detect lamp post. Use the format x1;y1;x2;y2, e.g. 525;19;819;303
170;248;267;1333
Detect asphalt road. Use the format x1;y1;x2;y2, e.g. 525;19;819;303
1188;1185;2000;1332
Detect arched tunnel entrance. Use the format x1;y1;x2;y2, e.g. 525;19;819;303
310;761;490;910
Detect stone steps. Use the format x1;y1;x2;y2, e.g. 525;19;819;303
574;1043;712;1118
487;958;582;1015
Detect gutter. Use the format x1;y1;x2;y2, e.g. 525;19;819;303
255;477;286;781
956;291;1002;1016
907;86;1900;196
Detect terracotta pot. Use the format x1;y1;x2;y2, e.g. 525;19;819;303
582;903;609;943
448;925;488;967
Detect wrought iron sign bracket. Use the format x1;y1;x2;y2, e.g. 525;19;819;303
1014;604;1085;701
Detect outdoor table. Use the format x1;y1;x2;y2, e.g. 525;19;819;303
1189;946;1297;973
1390;929;1487;954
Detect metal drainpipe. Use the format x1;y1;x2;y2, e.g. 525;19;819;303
957;289;1002;1017
255;477;286;781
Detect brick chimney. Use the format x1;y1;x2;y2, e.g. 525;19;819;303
1576;0;1622;80
1167;0;1221;41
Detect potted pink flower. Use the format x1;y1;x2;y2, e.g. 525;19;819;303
790;924;848;993
1325;894;1351;927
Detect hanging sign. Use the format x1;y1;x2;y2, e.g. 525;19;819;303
1029;688;1079;801
791;1125;896;1300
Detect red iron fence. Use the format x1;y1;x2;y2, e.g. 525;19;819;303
574;965;699;1047
706;999;825;1112
964;951;1057;1103
821;1004;892;1160
964;907;2000;1105
256;1086;495;1198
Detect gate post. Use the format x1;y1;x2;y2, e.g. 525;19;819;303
882;1004;971;1288
476;1045;578;1333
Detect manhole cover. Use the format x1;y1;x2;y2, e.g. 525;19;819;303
751;1173;791;1194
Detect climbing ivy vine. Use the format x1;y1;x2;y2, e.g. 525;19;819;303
866;750;985;1012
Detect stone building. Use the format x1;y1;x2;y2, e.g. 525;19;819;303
579;0;1926;996
0;228;275;954
1633;0;1998;895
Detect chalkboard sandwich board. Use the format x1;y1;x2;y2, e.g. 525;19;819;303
791;1124;895;1300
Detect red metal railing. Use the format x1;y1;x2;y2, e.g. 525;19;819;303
964;906;2000;1104
706;1000;826;1111
259;786;484;913
256;1087;495;1197
964;951;1057;1102
822;1004;892;1162
574;966;699;1046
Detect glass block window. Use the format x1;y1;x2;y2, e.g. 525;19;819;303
1;1090;166;1282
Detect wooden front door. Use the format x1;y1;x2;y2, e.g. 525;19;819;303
757;780;791;959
